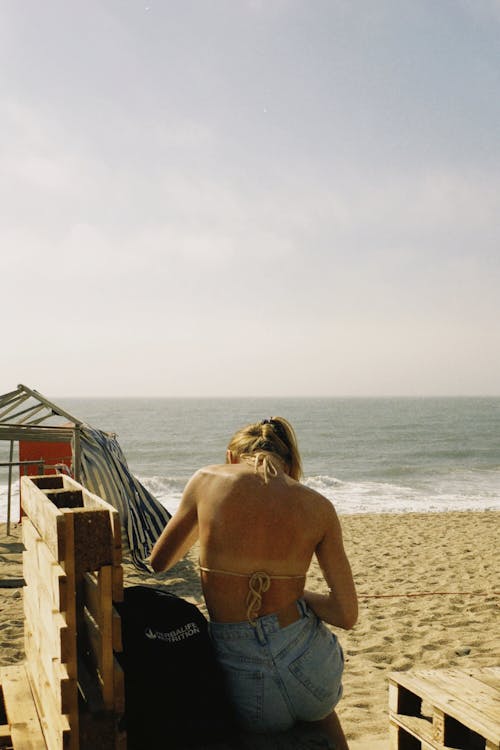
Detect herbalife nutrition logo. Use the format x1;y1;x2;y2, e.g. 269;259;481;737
144;622;201;643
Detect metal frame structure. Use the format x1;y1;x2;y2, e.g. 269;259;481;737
0;384;83;534
1;384;171;571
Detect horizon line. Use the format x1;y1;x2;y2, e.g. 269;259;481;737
53;393;500;399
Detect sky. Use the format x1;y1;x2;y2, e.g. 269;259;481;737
1;0;499;397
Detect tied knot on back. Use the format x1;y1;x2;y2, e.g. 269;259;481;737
246;571;271;625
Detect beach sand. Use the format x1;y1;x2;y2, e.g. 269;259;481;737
1;511;498;745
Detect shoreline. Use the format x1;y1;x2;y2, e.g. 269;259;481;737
2;504;499;526
1;510;498;742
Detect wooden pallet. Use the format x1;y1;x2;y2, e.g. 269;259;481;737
20;475;126;750
389;667;500;749
0;664;46;749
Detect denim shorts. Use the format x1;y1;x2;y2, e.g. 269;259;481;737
208;599;344;733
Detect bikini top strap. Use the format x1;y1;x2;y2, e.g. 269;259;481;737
199;565;305;625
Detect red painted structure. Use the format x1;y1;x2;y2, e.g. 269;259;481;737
19;437;73;478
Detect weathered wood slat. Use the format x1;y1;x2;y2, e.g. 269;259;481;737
23;617;76;718
0;664;46;749
22;519;68;615
424;669;500;725
390;669;500;743
83;573;102;627
467;667;500;691
111;566;123;604
25;628;73;750
389;719;435;750
68;509;113;577
23;576;74;677
389;668;500;750
21;478;66;563
82;566;115;710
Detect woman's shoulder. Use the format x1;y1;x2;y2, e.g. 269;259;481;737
187;463;239;486
293;480;340;517
189;463;226;479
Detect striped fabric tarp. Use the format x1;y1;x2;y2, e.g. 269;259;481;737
78;425;171;572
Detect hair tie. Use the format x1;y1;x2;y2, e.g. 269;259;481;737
261;418;286;443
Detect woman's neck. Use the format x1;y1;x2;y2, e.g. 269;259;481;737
240;452;286;483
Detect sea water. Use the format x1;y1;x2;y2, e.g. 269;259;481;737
1;397;499;521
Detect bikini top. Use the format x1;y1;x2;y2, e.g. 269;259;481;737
199;565;305;626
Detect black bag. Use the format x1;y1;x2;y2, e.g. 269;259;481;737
116;586;236;749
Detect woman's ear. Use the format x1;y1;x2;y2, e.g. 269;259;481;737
226;450;239;464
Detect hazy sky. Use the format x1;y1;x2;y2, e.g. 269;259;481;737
1;0;499;397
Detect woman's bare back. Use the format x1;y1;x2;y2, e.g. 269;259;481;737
193;462;332;622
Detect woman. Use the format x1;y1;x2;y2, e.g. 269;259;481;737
151;417;357;749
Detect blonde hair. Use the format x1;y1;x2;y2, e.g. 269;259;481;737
226;416;302;481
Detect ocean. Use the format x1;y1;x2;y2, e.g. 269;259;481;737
1;397;499;522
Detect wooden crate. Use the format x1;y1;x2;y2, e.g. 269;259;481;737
20;476;126;750
389;667;500;750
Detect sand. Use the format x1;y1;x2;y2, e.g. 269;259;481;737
1;511;498;745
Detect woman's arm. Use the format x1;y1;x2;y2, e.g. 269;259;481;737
304;503;358;629
150;475;200;572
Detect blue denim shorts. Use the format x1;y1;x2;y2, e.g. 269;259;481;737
208;599;344;733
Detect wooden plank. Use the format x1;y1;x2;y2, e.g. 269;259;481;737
22;523;77;684
424;669;500;723
432;708;445;744
23;604;76;716
77;656;105;715
112;608;122;653
389;718;436;750
83;566;114;709
82;608;115;710
25;628;74;750
59;664;77;719
22;521;68;615
467;667;500;691
23;573;75;678
107;510;122;568
21;479;66;563
82;574;101;627
413;669;500;740
389;670;500;746
82;571;123;713
390;713;436;747
111;567;123;605
0;664;46;750
83;569;122;650
64;509;113;577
